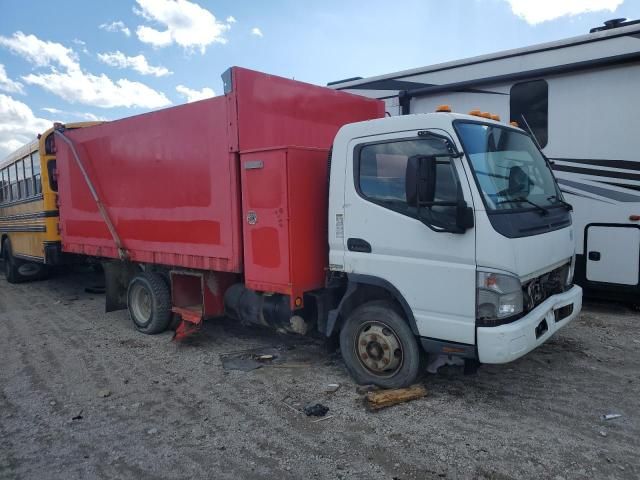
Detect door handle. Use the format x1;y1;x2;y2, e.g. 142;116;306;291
347;238;372;253
588;251;601;261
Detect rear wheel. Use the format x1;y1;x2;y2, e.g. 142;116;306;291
339;300;422;388
127;271;172;334
3;240;25;284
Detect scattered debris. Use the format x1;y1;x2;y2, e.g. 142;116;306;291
312;415;335;423
304;403;329;417
49;400;56;406
84;285;106;294
220;347;281;372
601;413;622;421
97;389;111;398
281;400;303;415
325;383;340;393
147;428;158;435
355;384;380;395
71;410;83;421
600;430;608;437
365;385;427;411
426;354;465;374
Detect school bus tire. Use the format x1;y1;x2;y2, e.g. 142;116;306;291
3;239;26;284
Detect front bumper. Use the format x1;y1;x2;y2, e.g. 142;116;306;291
477;285;582;363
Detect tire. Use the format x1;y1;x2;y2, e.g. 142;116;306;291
127;271;172;334
3;239;25;284
339;300;422;389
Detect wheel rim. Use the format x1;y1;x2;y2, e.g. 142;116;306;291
353;320;404;378
130;283;152;326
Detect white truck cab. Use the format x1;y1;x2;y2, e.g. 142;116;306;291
327;112;582;388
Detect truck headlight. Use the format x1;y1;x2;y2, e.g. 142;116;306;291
477;271;523;322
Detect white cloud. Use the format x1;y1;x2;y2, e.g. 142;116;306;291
97;51;172;77
0;94;51;158
0;32;171;109
226;16;236;23
134;0;233;53
99;20;131;37
0;31;79;71
0;64;24;94
251;27;263;38
41;107;107;122
504;0;624;25
24;70;171;108
176;84;214;102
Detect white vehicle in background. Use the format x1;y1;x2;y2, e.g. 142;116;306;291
330;18;640;305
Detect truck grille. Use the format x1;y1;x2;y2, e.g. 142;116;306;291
522;263;570;312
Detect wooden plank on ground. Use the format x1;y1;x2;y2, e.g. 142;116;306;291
365;385;427;411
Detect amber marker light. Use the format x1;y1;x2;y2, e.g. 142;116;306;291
435;104;452;112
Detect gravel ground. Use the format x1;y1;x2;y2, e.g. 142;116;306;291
0;267;638;480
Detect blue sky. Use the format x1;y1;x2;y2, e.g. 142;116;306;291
0;0;637;156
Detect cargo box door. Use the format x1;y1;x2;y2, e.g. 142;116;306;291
240;150;291;293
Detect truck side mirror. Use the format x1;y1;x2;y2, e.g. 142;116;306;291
456;196;475;231
405;155;436;207
406;154;474;234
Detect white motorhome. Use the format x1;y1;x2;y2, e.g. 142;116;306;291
330;18;640;304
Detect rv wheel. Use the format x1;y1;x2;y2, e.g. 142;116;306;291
340;300;421;389
127;272;172;334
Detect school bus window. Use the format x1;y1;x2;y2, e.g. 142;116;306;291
3;168;8;202
1;168;6;203
16;158;25;199
0;169;4;203
24;155;33;197
32;150;42;195
8;163;17;200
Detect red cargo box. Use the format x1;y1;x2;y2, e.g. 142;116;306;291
55;67;383;296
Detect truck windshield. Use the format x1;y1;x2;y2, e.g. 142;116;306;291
455;121;561;212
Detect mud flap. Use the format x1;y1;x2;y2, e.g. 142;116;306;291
103;261;139;312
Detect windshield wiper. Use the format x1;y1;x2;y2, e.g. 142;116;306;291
547;195;573;211
496;197;549;215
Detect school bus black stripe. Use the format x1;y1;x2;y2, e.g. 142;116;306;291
0;225;46;232
0;210;58;221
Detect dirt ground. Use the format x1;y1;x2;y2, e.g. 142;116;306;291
0;267;638;480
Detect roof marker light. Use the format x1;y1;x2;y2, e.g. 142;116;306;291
480;112;491;119
435;104;452;112
510;121;519;127
468;109;481;116
490;114;501;121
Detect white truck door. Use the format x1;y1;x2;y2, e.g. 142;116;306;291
343;130;477;345
586;225;640;286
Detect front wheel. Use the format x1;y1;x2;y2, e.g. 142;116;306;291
339;300;422;388
127;272;172;334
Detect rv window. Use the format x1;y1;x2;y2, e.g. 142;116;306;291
510;80;548;148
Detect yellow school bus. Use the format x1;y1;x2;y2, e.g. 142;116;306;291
0;122;100;282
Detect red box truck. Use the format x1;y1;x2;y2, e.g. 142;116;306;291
49;67;582;388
